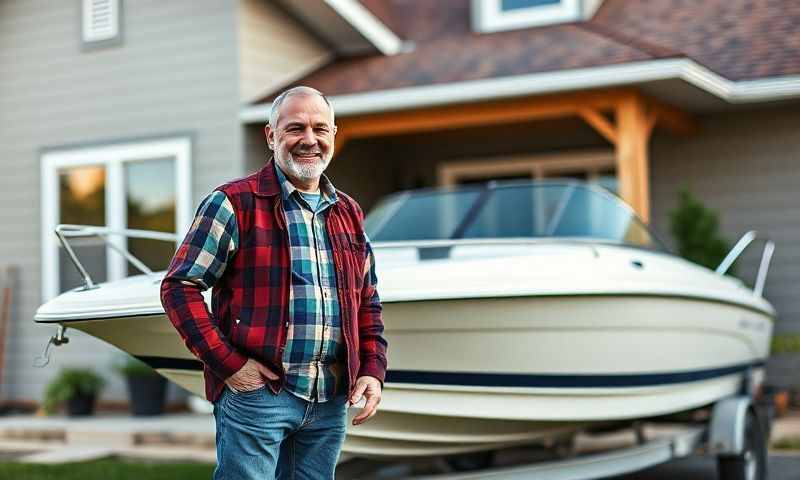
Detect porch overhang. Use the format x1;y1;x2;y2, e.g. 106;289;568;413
328;88;695;224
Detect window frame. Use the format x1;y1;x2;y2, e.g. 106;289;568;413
472;0;581;33
437;149;615;187
41;137;192;301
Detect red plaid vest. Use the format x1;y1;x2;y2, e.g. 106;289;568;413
161;160;387;402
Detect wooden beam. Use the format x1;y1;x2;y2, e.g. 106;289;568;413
337;88;630;140
646;98;698;136
615;93;652;223
578;108;618;144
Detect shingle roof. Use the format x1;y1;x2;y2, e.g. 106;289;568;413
255;0;800;103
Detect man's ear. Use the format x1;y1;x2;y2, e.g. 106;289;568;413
264;125;275;150
333;124;338;136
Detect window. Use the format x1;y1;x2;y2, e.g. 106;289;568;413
438;149;617;193
41;137;191;300
472;0;584;33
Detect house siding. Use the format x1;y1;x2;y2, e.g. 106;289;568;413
0;0;242;403
238;0;331;103
650;105;800;384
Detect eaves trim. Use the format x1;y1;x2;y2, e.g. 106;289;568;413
324;0;404;56
240;59;800;123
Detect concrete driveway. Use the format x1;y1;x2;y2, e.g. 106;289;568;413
612;453;800;480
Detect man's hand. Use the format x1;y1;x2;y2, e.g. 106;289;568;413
225;359;279;393
350;376;382;425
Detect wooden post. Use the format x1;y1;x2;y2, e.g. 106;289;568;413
615;93;652;223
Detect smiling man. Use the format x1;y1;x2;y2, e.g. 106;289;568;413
160;86;387;479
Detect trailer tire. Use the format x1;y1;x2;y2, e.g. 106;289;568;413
716;410;767;480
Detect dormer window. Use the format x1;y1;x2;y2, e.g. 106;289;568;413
473;0;599;33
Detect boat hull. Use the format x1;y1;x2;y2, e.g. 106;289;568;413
49;293;771;457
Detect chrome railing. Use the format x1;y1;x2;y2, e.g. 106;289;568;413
54;224;178;292
715;231;775;297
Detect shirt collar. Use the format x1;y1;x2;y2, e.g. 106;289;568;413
274;161;338;205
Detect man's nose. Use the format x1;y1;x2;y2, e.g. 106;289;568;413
300;127;317;146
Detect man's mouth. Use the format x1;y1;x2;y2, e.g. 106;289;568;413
293;152;321;162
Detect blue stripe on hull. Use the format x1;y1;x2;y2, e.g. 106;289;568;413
136;356;763;389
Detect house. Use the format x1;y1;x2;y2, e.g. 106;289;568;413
1;0;798;408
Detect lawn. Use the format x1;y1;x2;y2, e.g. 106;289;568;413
0;458;215;479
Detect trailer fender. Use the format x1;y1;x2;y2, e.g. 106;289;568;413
708;396;751;455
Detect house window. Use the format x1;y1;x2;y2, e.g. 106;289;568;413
437;149;617;193
41;137;191;300
472;0;582;33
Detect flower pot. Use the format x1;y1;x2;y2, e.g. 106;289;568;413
126;375;167;416
66;392;96;416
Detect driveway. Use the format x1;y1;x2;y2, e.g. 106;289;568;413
611;453;800;480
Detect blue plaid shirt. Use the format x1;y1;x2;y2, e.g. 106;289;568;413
274;165;346;402
179;165;350;402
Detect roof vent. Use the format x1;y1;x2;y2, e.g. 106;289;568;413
82;0;120;44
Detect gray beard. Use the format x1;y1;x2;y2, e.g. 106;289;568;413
278;151;331;182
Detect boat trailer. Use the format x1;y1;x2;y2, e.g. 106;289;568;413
339;395;769;480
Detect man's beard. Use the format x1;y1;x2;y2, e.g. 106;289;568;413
276;148;332;183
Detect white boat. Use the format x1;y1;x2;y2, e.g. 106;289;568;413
34;181;776;458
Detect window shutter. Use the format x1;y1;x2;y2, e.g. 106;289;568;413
82;0;120;43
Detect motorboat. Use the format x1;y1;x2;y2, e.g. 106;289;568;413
34;180;776;458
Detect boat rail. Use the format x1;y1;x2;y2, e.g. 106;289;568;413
715;230;775;297
54;224;178;292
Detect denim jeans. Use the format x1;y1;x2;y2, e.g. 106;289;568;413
213;385;348;480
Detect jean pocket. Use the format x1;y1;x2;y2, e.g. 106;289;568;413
227;384;266;396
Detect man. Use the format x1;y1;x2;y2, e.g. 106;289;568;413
160;86;387;479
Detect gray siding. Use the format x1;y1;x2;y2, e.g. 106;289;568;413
650;105;800;385
0;0;242;403
238;0;331;103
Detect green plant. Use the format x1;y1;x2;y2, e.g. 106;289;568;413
114;355;158;377
43;368;105;414
668;187;733;273
772;435;800;451
771;334;800;354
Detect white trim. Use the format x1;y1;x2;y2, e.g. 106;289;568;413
40;137;192;302
239;58;800;122
473;0;581;33
323;0;404;55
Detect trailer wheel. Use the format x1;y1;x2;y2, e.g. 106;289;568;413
717;410;767;480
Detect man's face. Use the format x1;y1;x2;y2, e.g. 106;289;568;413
266;94;336;185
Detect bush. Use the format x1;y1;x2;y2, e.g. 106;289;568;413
43;368;105;415
668;187;733;272
771;334;800;354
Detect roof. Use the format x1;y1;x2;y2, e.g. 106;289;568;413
248;0;800;114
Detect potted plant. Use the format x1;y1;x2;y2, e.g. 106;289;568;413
43;367;105;416
114;355;168;416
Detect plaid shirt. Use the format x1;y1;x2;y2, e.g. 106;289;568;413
161;159;387;403
275;165;346;402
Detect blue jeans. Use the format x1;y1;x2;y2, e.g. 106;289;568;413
213;385;348;479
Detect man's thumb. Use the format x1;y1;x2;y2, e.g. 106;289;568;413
258;363;279;380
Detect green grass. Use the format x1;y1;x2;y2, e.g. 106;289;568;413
773;435;800;451
0;458;214;479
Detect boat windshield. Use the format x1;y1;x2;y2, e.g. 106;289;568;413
364;182;666;251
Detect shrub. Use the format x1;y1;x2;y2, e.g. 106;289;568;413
43;368;105;414
668;187;733;273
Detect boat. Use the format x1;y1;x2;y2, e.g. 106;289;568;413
34;180;776;458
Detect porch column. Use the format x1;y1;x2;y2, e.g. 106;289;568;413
615;93;653;224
